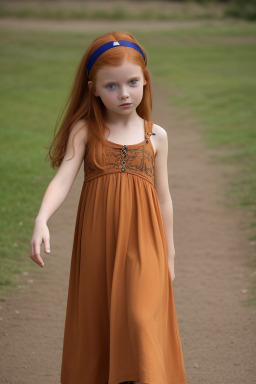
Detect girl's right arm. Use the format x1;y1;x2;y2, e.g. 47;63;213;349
30;120;88;268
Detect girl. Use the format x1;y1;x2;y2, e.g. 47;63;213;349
30;31;187;384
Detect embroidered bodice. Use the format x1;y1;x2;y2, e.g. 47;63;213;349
83;120;156;187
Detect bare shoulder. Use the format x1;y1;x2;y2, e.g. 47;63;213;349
152;123;167;138
152;123;168;155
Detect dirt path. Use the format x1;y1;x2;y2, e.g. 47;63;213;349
1;82;256;382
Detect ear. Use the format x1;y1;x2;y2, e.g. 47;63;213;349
143;78;147;86
88;81;98;97
88;81;92;90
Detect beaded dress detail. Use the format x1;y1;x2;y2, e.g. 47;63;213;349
84;120;155;186
60;120;187;384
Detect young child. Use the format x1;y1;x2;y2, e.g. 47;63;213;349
30;31;187;384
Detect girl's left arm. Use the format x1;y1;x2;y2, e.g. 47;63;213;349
154;125;175;263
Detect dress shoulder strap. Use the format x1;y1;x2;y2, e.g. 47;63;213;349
145;120;155;138
145;119;151;134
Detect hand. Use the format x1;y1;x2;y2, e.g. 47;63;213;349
168;258;175;282
30;218;51;268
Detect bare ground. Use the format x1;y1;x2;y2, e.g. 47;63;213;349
0;19;256;384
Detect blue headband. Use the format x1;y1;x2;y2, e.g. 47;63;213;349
86;40;146;77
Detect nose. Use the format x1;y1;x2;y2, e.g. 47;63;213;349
119;85;130;100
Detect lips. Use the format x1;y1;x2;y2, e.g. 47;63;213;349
120;103;131;106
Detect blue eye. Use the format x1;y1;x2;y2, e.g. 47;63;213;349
107;84;115;89
106;80;137;89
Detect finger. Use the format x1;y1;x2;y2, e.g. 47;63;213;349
33;241;44;267
43;237;51;253
30;241;37;263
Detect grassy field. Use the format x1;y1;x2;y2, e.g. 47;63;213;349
0;22;256;297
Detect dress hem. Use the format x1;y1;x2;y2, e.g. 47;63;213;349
61;372;187;384
109;373;187;384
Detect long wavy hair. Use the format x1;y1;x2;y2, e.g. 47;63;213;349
45;31;153;172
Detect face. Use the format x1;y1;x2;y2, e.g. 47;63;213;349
88;59;147;117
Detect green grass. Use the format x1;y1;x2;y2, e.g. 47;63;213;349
0;23;256;301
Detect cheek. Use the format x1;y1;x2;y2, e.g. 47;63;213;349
102;91;116;104
132;87;144;99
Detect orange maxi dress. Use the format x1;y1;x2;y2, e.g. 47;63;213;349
60;120;187;384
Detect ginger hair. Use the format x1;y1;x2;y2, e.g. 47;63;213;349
45;30;153;171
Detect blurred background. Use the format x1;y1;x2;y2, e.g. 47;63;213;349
0;0;256;21
1;1;256;383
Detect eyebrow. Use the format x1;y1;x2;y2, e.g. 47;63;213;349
103;76;141;85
